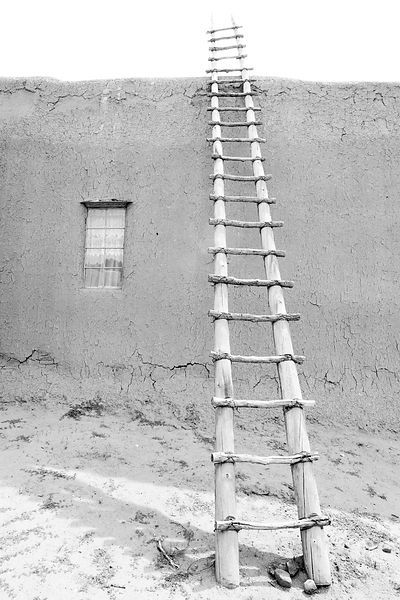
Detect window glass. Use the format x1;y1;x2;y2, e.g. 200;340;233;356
87;210;106;228
86;229;105;248
84;207;126;288
106;209;125;228
103;269;122;288
85;249;104;268
104;249;123;268
105;229;124;248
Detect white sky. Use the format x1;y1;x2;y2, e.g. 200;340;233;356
2;0;400;82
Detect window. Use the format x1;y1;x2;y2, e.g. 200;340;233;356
82;203;128;288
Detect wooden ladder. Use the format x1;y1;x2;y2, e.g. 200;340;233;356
206;21;332;589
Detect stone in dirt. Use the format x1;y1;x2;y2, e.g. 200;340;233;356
274;568;292;588
294;554;305;569
161;537;188;556
304;579;318;594
268;562;286;577
365;542;378;551
286;558;299;577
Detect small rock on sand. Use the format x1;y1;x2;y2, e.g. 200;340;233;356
365;542;378;551
304;579;318;594
161;537;188;556
274;568;292;588
286;558;299;577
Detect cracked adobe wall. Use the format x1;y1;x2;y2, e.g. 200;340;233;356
0;77;399;433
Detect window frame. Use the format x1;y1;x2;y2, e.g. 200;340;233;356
81;199;131;290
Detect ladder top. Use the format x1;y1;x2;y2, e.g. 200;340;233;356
209;34;244;42
207;78;256;84
209;55;247;62
207;25;243;34
206;67;254;73
209;44;246;51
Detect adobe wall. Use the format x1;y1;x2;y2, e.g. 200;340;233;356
1;76;399;433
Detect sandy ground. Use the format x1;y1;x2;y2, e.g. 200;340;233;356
0;397;399;600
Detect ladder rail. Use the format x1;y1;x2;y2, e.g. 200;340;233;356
210;67;240;589
242;72;332;587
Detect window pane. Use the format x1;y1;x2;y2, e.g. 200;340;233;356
86;229;105;248
104;249;123;268
85;268;102;287
85;249;104;268
87;209;106;228
106;208;125;228
84;206;127;288
103;269;122;288
105;229;124;248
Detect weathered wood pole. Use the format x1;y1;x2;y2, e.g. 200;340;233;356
242;74;332;585
210;69;240;588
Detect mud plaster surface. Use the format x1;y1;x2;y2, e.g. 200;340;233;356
0;76;399;430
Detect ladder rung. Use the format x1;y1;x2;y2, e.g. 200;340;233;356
210;174;270;182
209;55;247;62
209;218;282;228
206;67;254;73
211;397;314;409
209;121;261;128
208;34;245;42
207;137;266;142
208;310;298;321
215;516;331;532
210;351;304;364
210;44;246;51
208;92;256;97
207;25;243;34
208;247;284;257
208;78;255;84
208;275;293;288
212;154;264;161
210;194;275;204
207;107;262;112
212;451;318;466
